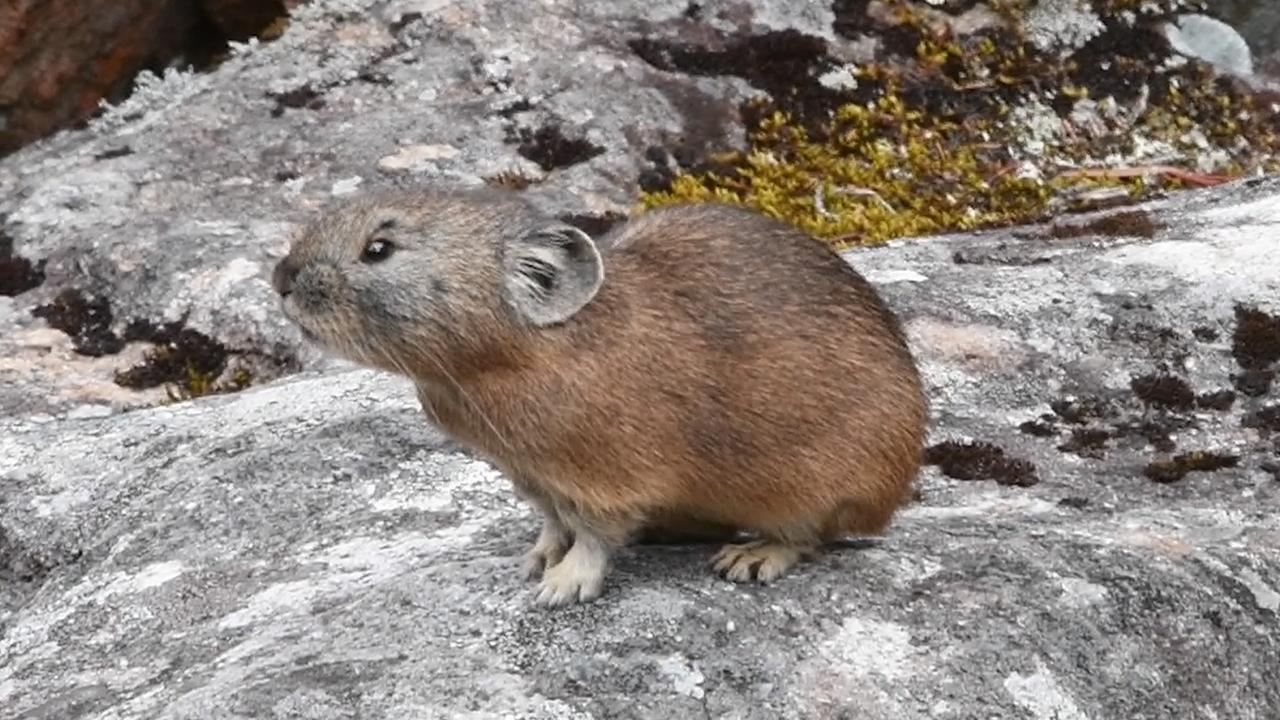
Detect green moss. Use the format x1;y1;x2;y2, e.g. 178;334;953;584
163;362;254;403
639;0;1279;248
641;90;1055;246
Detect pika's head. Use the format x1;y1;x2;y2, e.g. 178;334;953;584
272;188;605;374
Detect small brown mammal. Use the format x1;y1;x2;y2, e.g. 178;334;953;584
273;186;927;607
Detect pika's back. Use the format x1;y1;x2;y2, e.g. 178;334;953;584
585;202;915;370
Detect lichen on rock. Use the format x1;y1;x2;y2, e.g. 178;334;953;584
641;0;1280;247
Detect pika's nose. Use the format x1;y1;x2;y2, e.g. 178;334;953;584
273;256;301;297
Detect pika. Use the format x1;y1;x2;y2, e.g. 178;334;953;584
273;186;927;607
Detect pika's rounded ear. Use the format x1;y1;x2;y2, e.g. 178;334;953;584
502;223;604;326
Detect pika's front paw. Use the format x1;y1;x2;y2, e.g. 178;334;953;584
521;518;571;580
521;541;568;581
534;545;606;608
712;540;807;583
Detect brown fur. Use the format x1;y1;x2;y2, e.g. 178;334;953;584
274;187;928;603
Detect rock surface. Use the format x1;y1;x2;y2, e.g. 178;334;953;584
3;176;1280;718
2;1;1280;717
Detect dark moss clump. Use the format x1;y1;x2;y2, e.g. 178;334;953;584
32;288;125;357
628;29;851;131
924;440;1039;487
558;212;627;238
115;320;227;387
1121;419;1180;454
113;319;257;401
1243;405;1280;434
93;146;133;161
1050;396;1118;425
1130;373;1195;410
1058;427;1111;459
0;525;53;585
1232;305;1280;370
1046;209;1162;240
1018;417;1058;437
1196;389;1237;412
269;84;326;117
483;170;540;190
1232;369;1275;398
951;244;1050;266
0;228;45;297
1143;451;1239;484
513;124;604;172
1037;386;1195;456
1192;326;1220;342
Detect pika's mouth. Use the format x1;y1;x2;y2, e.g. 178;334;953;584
279;296;324;345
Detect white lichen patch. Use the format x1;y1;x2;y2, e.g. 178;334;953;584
1102;232;1278;299
824;617;916;681
861;268;929;284
902;494;1063;521
1006;100;1066;158
378;143;461;172
1057;577;1110;609
1236;568;1280;614
91;561;186;604
90;68;215;136
1024;0;1105;53
1003;657;1090;720
657;654;705;699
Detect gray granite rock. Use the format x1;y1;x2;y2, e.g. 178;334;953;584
2;2;1279;715
3;176;1279;718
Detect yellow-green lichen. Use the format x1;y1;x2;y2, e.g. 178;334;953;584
642;91;1056;246
164;362;254;403
639;0;1279;248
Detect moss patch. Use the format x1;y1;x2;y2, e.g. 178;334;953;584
32;289;125;357
483;170;541;190
1196;390;1237;411
32;287;287;402
1243;405;1280;434
269;84;326;117
113;319;274;402
0;226;46;297
1144;451;1240;484
1045;209;1162;240
559;212;627;238
1232;369;1275;398
637;0;1280;247
512;124;604;172
1049;395;1118;425
1058;427;1112;459
924;440;1039;486
1130;373;1196;410
629;29;850;130
1232;305;1280;370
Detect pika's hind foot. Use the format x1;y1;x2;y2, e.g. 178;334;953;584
521;519;571;580
712;540;812;583
534;532;609;608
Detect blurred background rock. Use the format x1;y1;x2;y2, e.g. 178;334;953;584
0;0;305;157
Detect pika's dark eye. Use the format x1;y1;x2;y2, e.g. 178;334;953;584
362;238;395;263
